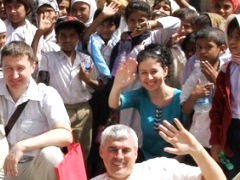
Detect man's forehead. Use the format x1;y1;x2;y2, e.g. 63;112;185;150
104;137;135;147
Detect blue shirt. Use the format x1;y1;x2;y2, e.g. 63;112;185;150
120;88;186;159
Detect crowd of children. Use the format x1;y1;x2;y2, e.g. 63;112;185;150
1;0;240;179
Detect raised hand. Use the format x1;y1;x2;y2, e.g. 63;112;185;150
102;2;119;17
200;60;219;84
114;58;138;89
159;118;201;156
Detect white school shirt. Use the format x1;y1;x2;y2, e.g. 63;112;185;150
39;50;92;104
5;19;37;45
91;157;202;180
0;78;70;162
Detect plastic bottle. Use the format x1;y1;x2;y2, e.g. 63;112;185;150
193;60;211;113
218;151;234;170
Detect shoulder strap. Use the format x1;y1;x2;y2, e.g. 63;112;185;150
4;100;29;137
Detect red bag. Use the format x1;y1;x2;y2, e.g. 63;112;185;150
55;143;87;180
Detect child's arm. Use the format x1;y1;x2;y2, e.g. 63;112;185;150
108;58;137;109
82;2;119;44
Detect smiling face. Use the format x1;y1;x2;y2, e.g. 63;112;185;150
71;2;90;23
152;0;171;18
100;137;137;180
2;55;35;100
212;0;234;19
228;28;240;56
56;28;79;55
138;58;168;92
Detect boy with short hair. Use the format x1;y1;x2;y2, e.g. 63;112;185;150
180;27;227;160
38;16;100;161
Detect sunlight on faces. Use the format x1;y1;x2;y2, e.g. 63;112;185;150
0;32;6;48
195;39;224;65
2;55;35;98
126;10;148;32
138;58;168;92
71;2;90;23
96;21;117;43
212;0;234;19
100;137;137;180
228;28;240;56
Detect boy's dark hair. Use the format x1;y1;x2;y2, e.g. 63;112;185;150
181;32;196;52
93;8;121;29
195;27;226;46
136;44;173;70
55;16;86;37
153;0;171;12
1;41;37;63
173;8;198;28
227;17;240;36
4;0;33;15
124;0;151;21
194;13;212;31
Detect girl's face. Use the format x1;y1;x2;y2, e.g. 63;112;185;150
59;0;70;17
126;10;148;32
71;2;90;23
178;21;194;39
138;58;168;92
228;28;240;56
5;2;27;27
212;0;234;19
152;1;171;19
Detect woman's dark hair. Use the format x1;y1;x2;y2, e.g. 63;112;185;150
124;0;151;21
136;44;173;70
4;0;33;15
94;8;121;29
227;17;240;36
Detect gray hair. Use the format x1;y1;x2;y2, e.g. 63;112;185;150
100;124;138;150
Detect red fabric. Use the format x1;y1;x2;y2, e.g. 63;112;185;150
211;0;240;13
209;62;233;157
55;143;87;180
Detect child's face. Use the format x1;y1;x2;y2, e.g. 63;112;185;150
152;1;171;19
0;2;7;20
196;39;223;65
228;28;240;56
212;0;233;19
5;2;27;25
126;10;148;32
59;0;70;17
36;5;57;26
71;2;90;23
0;32;6;48
178;21;194;39
138;58;168;92
57;28;79;53
96;21;117;43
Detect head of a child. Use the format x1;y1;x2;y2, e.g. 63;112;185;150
124;0;151;32
195;27;226;66
211;0;239;19
181;32;196;60
55;16;86;55
4;0;33;27
0;0;7;20
70;0;97;26
57;0;70;17
136;44;173;89
35;0;59;29
194;12;226;32
152;0;179;19
94;8;121;43
173;8;198;40
226;14;240;56
0;19;6;49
